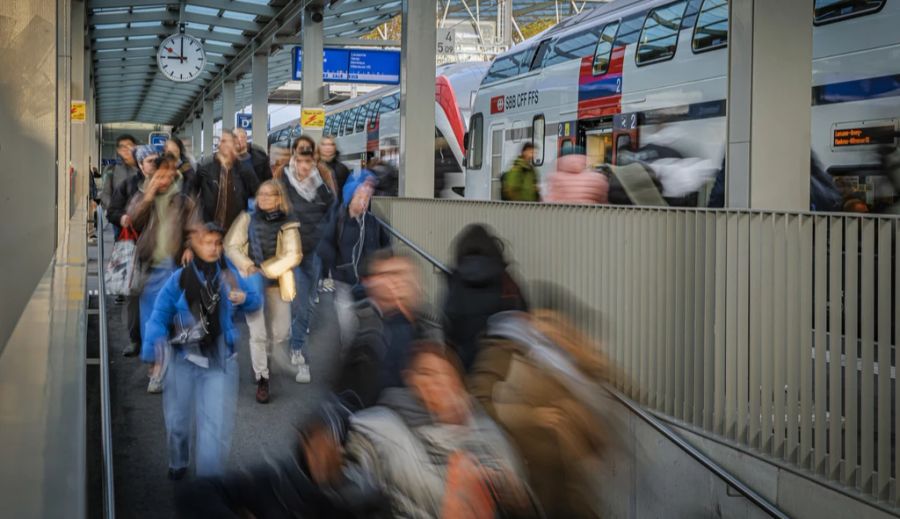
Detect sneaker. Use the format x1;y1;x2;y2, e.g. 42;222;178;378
295;364;311;384
147;375;163;394
114;295;125;305
122;342;139;357
167;467;187;481
256;377;270;403
290;350;306;366
321;278;335;293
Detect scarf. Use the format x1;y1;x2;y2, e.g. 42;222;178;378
285;164;324;202
180;257;225;358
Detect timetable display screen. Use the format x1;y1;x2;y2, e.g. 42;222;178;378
293;47;400;85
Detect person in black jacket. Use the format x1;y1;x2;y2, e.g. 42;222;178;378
319;177;390;296
234;127;272;184
319;135;350;204
442;224;528;371
280;147;336;383
195;129;260;231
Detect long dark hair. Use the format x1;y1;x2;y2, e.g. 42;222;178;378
167;137;187;160
452;223;507;266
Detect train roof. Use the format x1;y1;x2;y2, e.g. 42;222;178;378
499;0;665;57
325;61;490;113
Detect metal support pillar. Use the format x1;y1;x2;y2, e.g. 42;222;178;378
222;80;236;130
251;52;268;144
726;0;812;210
301;6;325;143
191;116;202;160
56;0;72;245
399;0;436;198
202;98;214;159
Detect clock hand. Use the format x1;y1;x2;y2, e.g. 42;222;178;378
180;38;185;63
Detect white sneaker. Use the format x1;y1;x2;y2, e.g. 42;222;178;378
295;364;311;384
147;375;163;394
290;350;306;366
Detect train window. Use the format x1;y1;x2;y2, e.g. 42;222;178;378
814;0;885;24
532;115;545;166
636;1;689;66
482;52;526;85
382;92;400;111
592;22;620;75
344;107;359;134
468;113;484;169
336;112;347;136
544;25;604;68
615;12;646;47
531;39;552;70
692;0;728;52
356;102;373;133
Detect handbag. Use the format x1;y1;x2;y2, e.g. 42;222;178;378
104;227;139;296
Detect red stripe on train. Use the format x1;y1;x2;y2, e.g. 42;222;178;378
435;75;466;153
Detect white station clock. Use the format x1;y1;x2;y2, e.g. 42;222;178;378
157;32;206;82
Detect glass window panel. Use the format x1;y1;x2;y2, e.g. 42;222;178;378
637;1;688;65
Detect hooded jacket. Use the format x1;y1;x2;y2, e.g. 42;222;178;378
443;224;528;371
545;154;609;204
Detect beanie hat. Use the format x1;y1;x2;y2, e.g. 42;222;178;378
132;145;157;167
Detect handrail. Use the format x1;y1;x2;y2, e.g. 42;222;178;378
371;214;451;275
372;213;789;519
96;208;116;518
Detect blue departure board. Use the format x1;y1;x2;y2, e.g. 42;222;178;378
292;47;400;85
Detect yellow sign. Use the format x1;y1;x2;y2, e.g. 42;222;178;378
70;100;86;123
301;108;325;129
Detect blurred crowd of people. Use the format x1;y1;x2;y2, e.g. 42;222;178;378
96;131;610;517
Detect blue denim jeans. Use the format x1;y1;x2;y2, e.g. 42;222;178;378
139;260;176;358
289;252;321;353
163;337;238;476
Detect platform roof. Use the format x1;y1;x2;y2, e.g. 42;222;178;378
88;0;609;126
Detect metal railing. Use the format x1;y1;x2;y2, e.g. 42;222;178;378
373;198;900;508
96;208;116;518
373;210;788;518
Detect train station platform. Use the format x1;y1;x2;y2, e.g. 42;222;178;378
2;0;900;518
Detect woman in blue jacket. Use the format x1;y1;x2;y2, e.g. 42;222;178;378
143;222;262;480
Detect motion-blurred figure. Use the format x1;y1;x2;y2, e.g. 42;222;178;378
234;127;272;184
320;135;351;204
224;180;303;403
196;129;260;230
165;137;198;198
501;143;540;201
99;134;138;217
443;224;528;371
544;153;609;204
469;299;608;518
144;222;261;480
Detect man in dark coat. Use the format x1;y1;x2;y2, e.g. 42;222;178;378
234;127;272;184
195;129;260;230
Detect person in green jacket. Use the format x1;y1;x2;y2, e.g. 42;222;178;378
502;143;540;201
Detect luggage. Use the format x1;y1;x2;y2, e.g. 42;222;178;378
105;227;139;296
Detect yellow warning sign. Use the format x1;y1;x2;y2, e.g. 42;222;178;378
301;108;325;129
71;100;86;123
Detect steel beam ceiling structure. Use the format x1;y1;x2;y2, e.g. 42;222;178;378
89;0;609;125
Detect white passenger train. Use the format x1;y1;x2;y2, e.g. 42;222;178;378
464;0;900;210
270;62;488;198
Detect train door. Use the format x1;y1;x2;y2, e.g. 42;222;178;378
490;122;505;200
578;117;614;169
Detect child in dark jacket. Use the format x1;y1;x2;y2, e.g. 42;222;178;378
143;222;262;480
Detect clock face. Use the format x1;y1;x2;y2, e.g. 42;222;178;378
157;33;206;82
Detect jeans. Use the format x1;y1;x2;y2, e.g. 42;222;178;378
245;286;291;380
289;253;321;353
139;260;176;359
163;337;238;476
